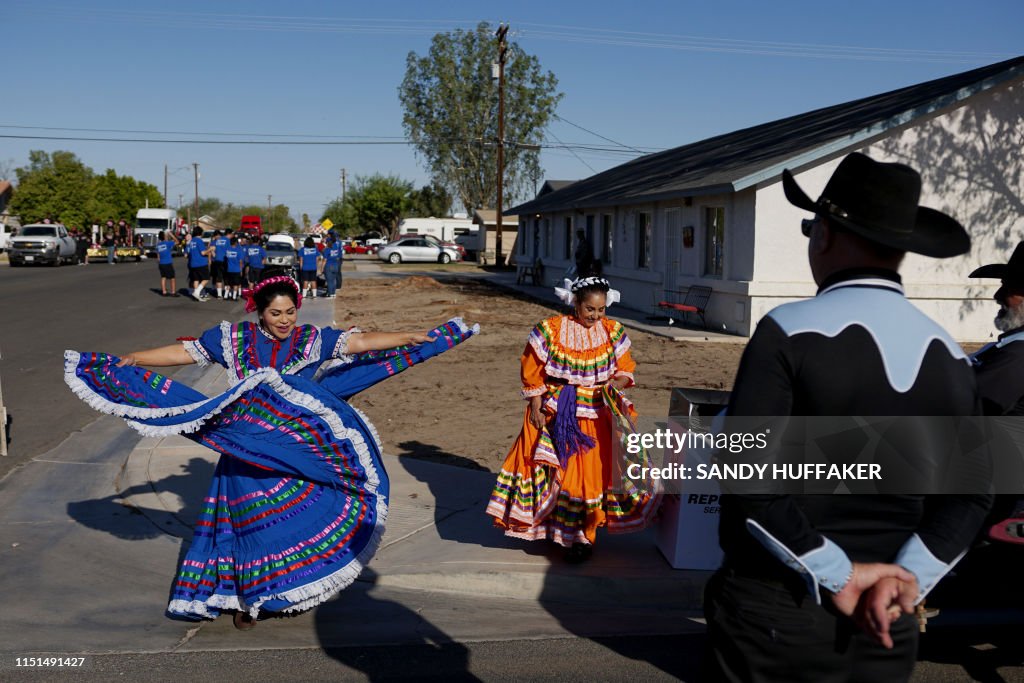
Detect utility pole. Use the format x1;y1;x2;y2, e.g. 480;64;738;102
340;168;347;204
164;164;168;208
192;162;199;226
494;23;509;267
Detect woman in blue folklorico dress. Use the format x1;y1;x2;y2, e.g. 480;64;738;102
64;273;478;629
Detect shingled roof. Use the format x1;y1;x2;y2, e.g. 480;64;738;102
510;56;1024;216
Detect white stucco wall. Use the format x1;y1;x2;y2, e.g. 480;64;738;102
750;78;1023;340
527;76;1022;341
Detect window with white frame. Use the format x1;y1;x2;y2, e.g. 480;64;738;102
637;211;652;268
704;207;725;278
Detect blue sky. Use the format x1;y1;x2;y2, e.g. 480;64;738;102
3;1;1022;223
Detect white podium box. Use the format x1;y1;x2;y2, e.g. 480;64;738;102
655;390;729;570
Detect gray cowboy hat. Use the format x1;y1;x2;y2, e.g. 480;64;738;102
782;152;969;258
970;241;1024;286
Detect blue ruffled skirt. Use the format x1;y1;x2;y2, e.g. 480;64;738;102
65;318;477;619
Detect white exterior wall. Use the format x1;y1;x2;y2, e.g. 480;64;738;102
530;193;759;333
529;77;1022;340
752;78;1024;341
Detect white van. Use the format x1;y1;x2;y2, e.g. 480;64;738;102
135;207;179;256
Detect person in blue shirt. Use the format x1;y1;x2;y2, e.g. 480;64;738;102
156;230;181;297
223;236;244;302
323;235;344;298
299;236;321;299
246;238;266;287
187;226;213;301
211;230;231;300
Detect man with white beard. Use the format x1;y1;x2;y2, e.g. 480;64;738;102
969;242;1024;543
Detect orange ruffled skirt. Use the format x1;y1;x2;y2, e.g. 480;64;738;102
486;402;658;547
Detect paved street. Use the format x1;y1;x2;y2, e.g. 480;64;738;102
0;258;244;478
0;260;1021;682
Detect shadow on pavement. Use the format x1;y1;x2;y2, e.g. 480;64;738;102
917;625;1024;681
535;551;709;681
66;456;214;541
395;448;549;555
315;568;482;682
394;440;489;473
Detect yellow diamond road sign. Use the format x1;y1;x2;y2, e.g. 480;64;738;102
320;219;334;232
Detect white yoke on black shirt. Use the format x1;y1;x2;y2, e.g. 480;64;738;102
721;268;993;604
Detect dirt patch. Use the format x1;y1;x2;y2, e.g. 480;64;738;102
336;276;747;472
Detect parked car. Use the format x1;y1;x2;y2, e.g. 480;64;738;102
343;240;376;255
396;233;466;259
266;233;296;249
8;223;78;266
264;241;297;270
377;237;461;264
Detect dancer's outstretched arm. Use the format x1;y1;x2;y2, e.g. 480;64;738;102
347;331;436;354
116;344;196;367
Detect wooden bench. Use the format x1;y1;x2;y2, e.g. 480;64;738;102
516;260;544;286
657;286;712;328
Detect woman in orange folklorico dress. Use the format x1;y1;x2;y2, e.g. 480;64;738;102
486;274;660;562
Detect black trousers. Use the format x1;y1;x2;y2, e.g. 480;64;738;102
703;568;918;683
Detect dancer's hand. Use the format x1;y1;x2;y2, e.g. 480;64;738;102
116;354;138;367
406;332;436;345
529;396;546;430
608;375;630;390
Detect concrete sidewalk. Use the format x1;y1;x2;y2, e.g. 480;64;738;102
0;295;708;658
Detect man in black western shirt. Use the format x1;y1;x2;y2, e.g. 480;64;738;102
703;153;993;682
969;242;1024;544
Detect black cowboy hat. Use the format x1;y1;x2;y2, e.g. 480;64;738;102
970;241;1024;285
782;152;969;258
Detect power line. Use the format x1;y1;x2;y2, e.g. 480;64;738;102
12;4;1012;64
545;127;596;175
0;132;654;156
0;134;411;145
0;124;406;140
552;115;646;154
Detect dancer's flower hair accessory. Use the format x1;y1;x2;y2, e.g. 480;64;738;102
242;276;303;313
553;276;621;307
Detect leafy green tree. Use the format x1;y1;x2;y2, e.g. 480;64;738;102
11;151;96;227
408;183;454;218
196;202;296;234
399;22;561;214
321;197;356;236
90;169;164;224
334;174;413;240
11;151;164;228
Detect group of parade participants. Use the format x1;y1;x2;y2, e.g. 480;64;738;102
151;225;343;302
63;153;1022;681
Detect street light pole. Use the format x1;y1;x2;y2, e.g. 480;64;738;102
494;23;508;267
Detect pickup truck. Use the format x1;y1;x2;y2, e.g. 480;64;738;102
8;224;78;266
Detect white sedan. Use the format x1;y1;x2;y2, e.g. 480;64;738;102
377;237;461;264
